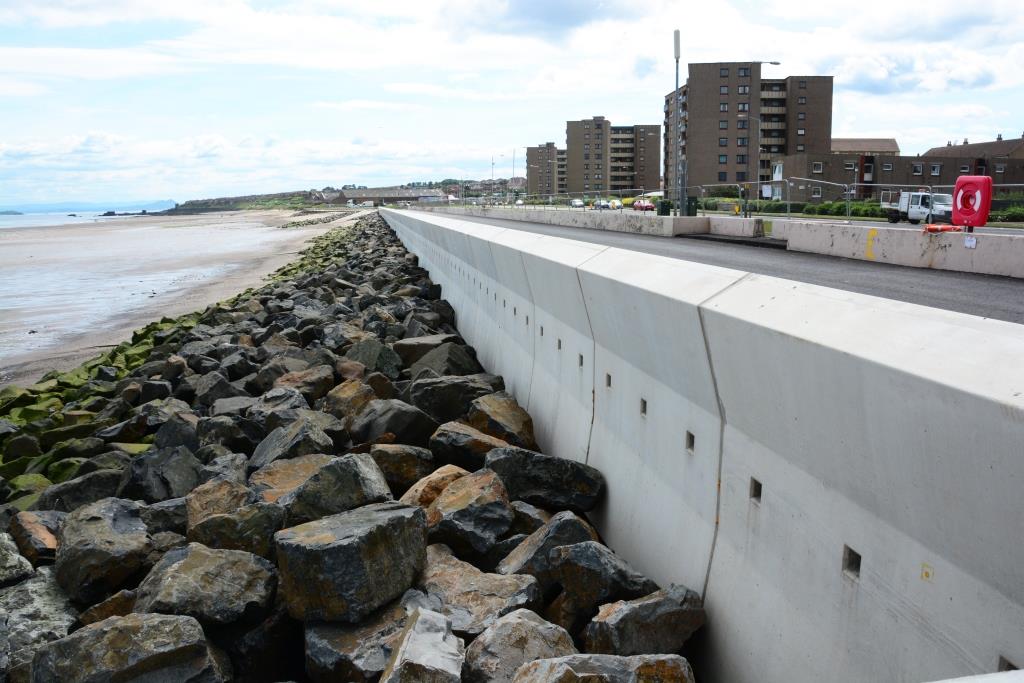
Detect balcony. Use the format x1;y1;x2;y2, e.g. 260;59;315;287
760;89;786;98
761;106;786;115
760;121;785;130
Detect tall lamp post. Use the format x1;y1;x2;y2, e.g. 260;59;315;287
674;30;684;217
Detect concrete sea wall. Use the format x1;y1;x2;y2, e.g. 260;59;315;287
414;205;764;238
772;219;1024;279
381;208;1024;683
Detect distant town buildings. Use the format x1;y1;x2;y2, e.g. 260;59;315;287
664;62;833;197
527;116;661;197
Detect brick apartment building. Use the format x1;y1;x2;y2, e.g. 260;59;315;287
664;62;833;200
525;142;566;195
777;134;1024;202
526;116;661;197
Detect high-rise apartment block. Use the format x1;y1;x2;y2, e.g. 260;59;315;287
664;62;833;197
525;142;566;195
527;116;660;197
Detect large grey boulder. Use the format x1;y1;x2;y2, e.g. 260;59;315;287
350;399;439;447
305;600;410;683
426;469;513;559
410;343;482;379
31;469;123;513
464;609;577;683
369;444;435;497
274;502;427;622
0;532;33;586
546;542;660;634
496;511;599;593
428;421;509;471
247;386;309;427
133;542;277;626
407;374;500;424
248;418;334;472
380;608;464;683
30;613;228;682
117;446;204;503
346;339;402;380
277;453;392;524
582;584;706;656
512;654;695;682
392;333;462;366
0;567;78;679
485;447;605;513
187;502;285;559
55;497;153;604
413;544;539;638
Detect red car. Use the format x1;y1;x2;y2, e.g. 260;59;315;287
633;199;655;211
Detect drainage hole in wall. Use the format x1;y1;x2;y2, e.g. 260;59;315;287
578;353;584;368
842;545;861;579
540;326;544;336
557;339;562;350
686;431;695;454
749;477;762;503
606;373;612;388
640;398;647;416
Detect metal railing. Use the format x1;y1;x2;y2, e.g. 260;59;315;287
414;180;1024;225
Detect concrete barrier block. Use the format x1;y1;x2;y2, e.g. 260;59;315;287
709;216;764;237
698;273;1024;682
517;235;606;464
576;249;746;590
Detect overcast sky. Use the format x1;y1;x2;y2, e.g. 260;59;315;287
1;0;1022;204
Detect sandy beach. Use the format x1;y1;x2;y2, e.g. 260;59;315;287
0;209;369;387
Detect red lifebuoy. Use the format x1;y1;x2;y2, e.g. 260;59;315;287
953;175;993;227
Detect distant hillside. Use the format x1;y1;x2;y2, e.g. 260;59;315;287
167;190;343;213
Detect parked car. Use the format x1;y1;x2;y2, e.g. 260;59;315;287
569;198;585;208
515;199;524;206
593;199;611;210
633;199;656;212
609;199;622;210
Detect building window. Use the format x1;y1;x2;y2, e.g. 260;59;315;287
737;137;748;147
996;164;1006;174
798;96;807;104
737;120;748;129
930;163;942;176
797;112;806;120
912;163;923;175
812;162;824;174
959;164;970;173
584;153;590;160
584;174;589;180
797;128;806;136
584;123;590;129
738;67;750;77
737;85;750;94
812;186;822;198
584;144;590;150
844;161;856;171
797;144;805;152
719;137;728;147
584;164;589;170
718;171;728;181
719;103;729;112
719;120;728;129
738;102;749;112
720;85;729;95
882;162;893;171
719;154;728;163
737;171;747;182
799;80;807;89
720;67;729;77
736;154;748;163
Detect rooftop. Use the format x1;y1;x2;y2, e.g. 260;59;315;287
831;138;901;155
923;136;1024;158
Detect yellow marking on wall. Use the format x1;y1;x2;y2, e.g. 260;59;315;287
921;563;934;582
865;228;879;260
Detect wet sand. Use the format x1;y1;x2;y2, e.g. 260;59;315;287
0;209;369;387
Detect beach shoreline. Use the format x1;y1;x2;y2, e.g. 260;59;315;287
0;209;369;387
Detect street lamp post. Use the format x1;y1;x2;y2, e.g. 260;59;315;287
674;30;684;217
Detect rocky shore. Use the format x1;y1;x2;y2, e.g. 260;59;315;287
0;214;705;682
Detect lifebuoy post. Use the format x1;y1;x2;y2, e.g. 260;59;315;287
953;175;993;232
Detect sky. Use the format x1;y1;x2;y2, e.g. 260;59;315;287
1;0;1023;205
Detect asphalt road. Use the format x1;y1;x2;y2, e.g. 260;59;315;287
432;212;1024;325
